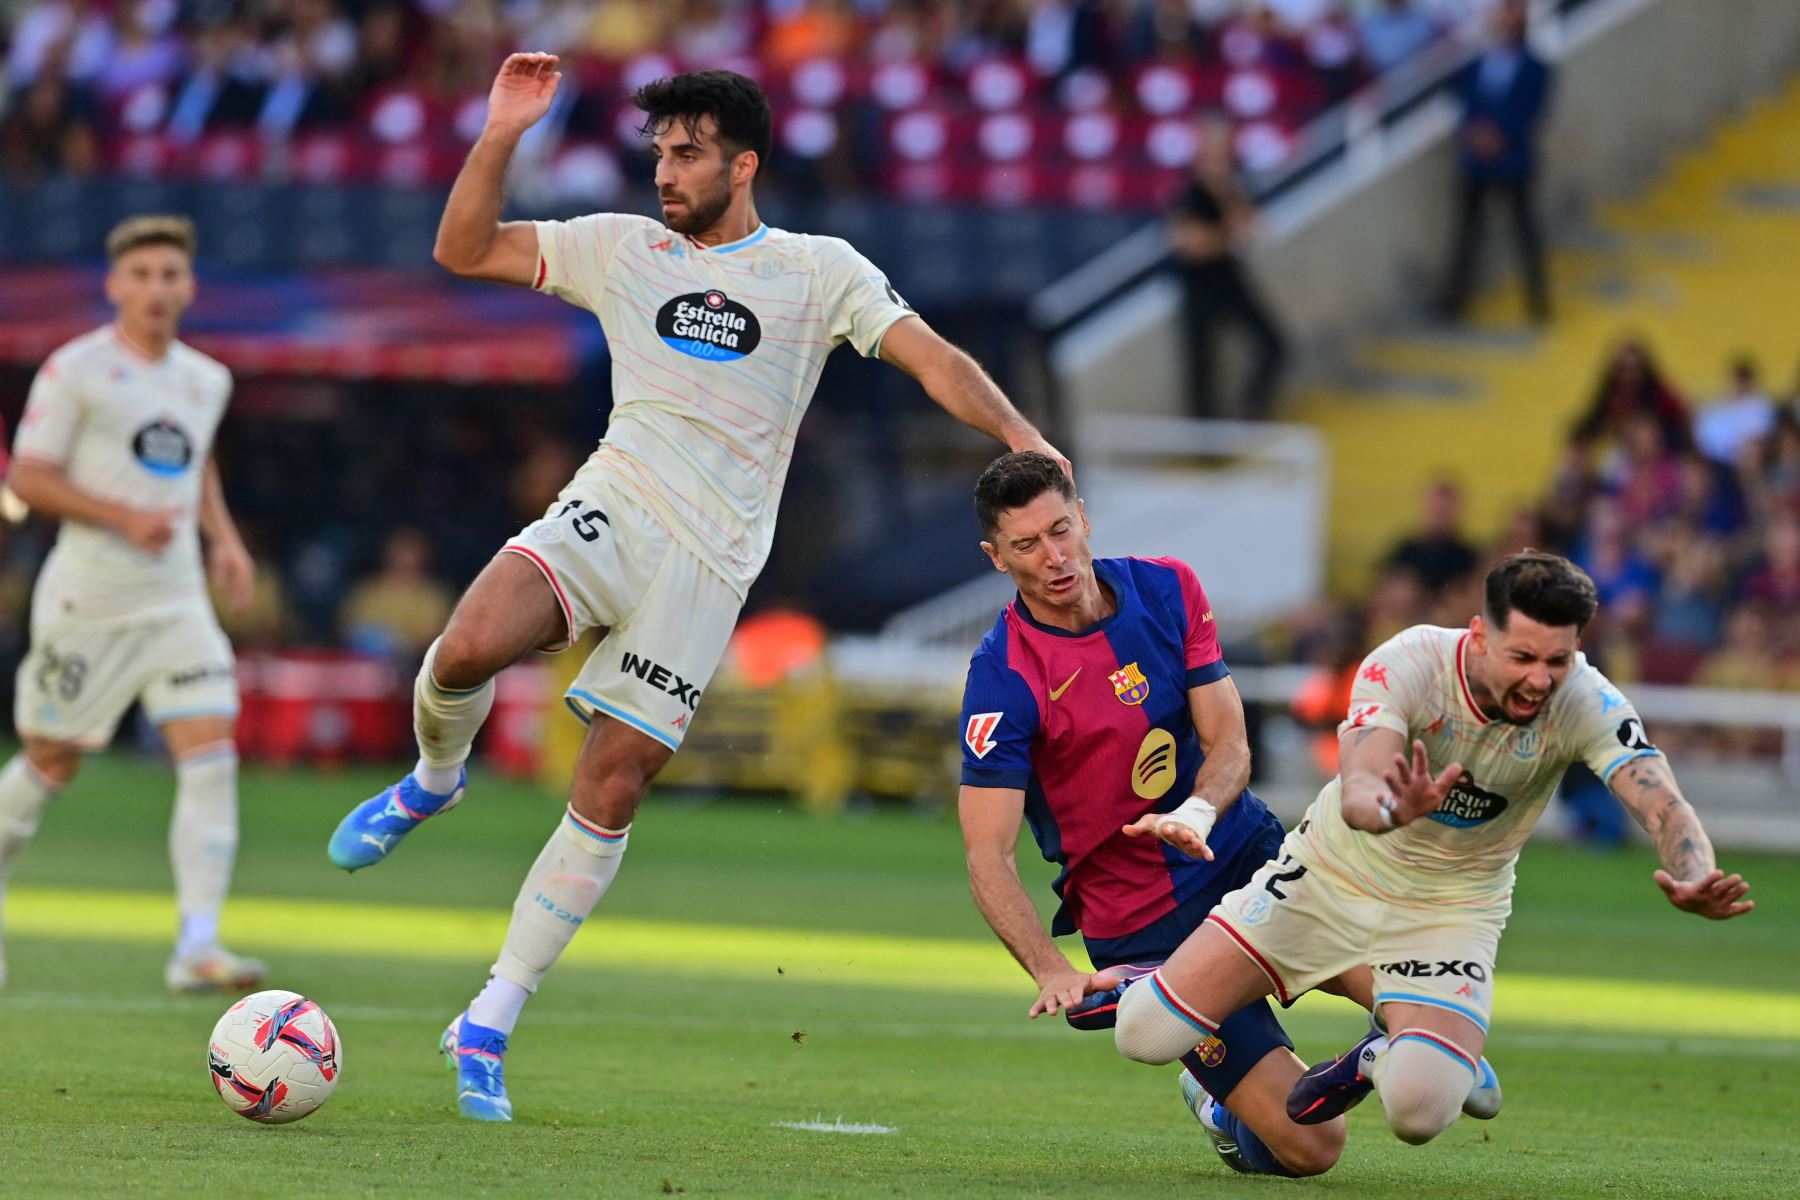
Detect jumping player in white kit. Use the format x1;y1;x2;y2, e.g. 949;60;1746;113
325;56;1066;1121
1108;551;1752;1150
0;216;263;993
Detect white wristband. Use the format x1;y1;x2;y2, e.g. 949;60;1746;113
1156;795;1218;844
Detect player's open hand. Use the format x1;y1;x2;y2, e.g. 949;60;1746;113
486;52;561;134
208;536;256;615
1382;739;1463;827
1011;432;1073;484
120;506;179;555
1121;810;1215;861
1654;868;1754;920
1029;965;1124;1020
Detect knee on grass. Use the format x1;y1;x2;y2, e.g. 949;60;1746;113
1377;1031;1477;1145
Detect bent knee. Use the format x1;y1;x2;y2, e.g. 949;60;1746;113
1277;1123;1345;1177
1112;976;1198;1065
1387;1111;1453;1146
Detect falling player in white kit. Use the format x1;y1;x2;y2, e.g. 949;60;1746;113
1109;551;1752;1150
0;216;263;993
325;57;1067;1121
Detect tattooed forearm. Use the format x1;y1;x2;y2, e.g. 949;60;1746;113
1612;755;1717;881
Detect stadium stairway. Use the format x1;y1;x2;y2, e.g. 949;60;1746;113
1294;75;1800;595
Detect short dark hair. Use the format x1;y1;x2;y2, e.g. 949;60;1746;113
1485;551;1599;632
975;452;1076;539
634;70;773;172
106;214;196;262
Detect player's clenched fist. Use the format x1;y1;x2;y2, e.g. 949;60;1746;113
485;52;561;134
120;506;179;555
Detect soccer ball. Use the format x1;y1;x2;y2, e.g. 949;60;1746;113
207;989;343;1124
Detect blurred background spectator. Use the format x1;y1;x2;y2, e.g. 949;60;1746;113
1438;0;1551;322
338;524;455;662
1169;114;1285;418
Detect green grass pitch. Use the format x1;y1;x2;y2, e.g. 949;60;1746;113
1;755;1796;1198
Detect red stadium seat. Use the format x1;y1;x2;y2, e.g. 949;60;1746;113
781;108;840;159
963;56;1036;112
869;58;936;111
974;112;1037;163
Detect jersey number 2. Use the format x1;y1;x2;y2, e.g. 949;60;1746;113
1264;855;1308;900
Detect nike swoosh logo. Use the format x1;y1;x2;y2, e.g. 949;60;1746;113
1049;669;1081;701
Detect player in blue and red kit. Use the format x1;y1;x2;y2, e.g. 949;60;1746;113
955;451;1353;1177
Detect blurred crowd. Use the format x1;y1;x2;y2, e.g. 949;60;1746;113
1287;339;1800;790
1;0;1495;204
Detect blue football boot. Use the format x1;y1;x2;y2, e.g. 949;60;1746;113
1464;1052;1503;1119
440;1011;512;1122
327;770;464;871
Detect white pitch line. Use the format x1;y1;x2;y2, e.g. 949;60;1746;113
3;990;1796;1059
772;1116;898;1135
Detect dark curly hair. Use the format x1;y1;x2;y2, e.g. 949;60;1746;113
974;452;1076;539
634;70;773;171
1485;550;1599;631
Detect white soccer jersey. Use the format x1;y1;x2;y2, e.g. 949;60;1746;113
14;325;231;626
1295;624;1660;916
533;215;914;595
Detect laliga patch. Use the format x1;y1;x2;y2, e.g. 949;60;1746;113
132;418;194;477
657;290;762;361
1616;717;1655;751
965;712;1003;759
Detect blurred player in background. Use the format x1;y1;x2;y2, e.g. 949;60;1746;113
1113;551;1752;1149
0;216;260;993
955;451;1499;1177
327;56;1065;1121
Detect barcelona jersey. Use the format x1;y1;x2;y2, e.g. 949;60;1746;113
959;556;1272;940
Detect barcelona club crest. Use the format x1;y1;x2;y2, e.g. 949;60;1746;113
1108;662;1150;706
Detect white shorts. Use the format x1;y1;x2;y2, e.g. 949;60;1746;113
15;607;239;748
1209;828;1500;1036
500;476;741;752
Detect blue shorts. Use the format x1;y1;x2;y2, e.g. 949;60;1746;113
1069;812;1293;1100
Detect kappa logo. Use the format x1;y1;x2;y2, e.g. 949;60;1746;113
1425;714;1448;736
965;712;1003;759
656;290;762;361
1347;702;1383;728
1109;662;1150;706
620;652;702;710
1361;662;1390;689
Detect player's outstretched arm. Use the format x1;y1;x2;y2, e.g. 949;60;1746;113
1609;755;1754;920
959;785;1117;1017
878;318;1070;476
433;52;561;286
1121;677;1253;858
9;458;178;554
1337;727;1461;833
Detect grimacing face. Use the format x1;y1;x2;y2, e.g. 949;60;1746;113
1469;609;1578;724
650;114;741;236
982;490;1097;617
106;243;195;338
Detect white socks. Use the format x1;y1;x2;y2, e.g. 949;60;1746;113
412;637;495;794
170;744;239;959
1114;969;1221;1065
468;975;531;1035
0;755;62;955
484;807;629;1024
1369;1029;1480;1145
